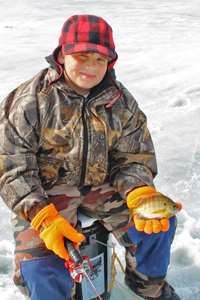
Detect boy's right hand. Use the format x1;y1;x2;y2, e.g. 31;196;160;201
30;203;85;260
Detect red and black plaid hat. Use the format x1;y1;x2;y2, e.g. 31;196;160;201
50;15;120;105
57;15;117;60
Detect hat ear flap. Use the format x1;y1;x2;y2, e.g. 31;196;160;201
57;49;65;64
108;54;118;71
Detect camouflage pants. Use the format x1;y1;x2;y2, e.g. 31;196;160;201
12;183;172;299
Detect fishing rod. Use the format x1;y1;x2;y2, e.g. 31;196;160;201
64;237;103;300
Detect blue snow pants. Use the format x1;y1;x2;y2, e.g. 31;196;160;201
126;216;175;278
20;255;72;300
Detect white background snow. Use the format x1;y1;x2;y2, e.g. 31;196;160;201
0;0;200;299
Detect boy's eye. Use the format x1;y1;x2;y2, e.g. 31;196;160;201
98;58;105;62
77;54;88;59
97;58;107;64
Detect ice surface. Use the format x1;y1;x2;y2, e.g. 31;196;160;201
0;0;200;299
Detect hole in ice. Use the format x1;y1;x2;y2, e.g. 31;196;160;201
190;227;200;240
170;247;193;267
170;98;191;108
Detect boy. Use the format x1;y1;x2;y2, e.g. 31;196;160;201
0;15;181;300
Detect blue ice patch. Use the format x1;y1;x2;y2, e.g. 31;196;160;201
20;254;72;300
127;216;175;278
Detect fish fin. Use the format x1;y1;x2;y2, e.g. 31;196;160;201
128;214;133;222
129;211;143;222
134;213;148;220
152;209;175;219
153;209;166;214
135;197;146;206
129;209;135;222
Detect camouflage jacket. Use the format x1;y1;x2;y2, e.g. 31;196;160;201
0;66;157;220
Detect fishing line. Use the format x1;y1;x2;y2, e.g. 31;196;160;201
93;239;140;300
78;277;101;300
92;237;114;248
80;263;103;300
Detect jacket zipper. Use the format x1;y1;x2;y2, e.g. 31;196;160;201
79;98;90;189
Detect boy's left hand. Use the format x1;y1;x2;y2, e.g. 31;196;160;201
127;186;182;235
133;214;170;234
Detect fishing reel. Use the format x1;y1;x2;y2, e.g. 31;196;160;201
64;238;103;300
65;256;93;283
64;237;93;283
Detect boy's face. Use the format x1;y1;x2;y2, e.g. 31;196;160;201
58;51;109;96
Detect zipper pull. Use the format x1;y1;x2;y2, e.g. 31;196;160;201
84;98;91;118
85;106;91;118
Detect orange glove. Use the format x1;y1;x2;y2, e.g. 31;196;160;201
133;214;170;234
127;186;182;234
30;203;85;260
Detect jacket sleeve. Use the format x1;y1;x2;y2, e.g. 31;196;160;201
109;85;158;199
0;81;48;221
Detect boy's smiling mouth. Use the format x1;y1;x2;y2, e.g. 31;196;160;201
80;72;96;79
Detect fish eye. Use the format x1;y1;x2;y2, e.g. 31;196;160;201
173;204;176;208
164;203;167;206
